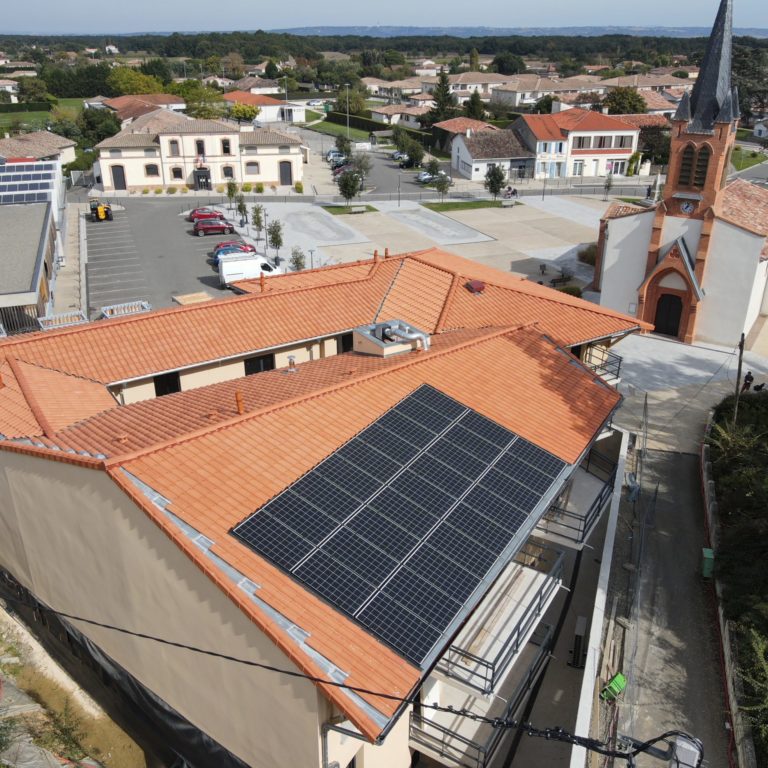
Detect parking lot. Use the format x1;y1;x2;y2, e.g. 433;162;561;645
84;199;238;317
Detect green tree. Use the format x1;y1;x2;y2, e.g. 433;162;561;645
267;219;283;261
236;193;248;223
222;52;245;77
534;94;559;114
17;77;49;102
230;102;260;123
484;164;506;199
79;108;121;146
639;125;671;164
0;90;11;104
290;246;306;271
491;52;526;75
226;180;238;209
426;157;440;178
463;90;485;120
434;173;451;201
334;135;352;158
251;204;264;242
426;70;457;127
733;45;768;123
391;124;409;153
469;48;480;72
265;60;280;80
405;138;424;167
337;170;361;206
350;152;372;188
182;84;225;119
602;86;647;114
334;88;366;116
106;67;163;95
140;58;172;85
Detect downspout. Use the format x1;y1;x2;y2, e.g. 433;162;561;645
321;720;370;768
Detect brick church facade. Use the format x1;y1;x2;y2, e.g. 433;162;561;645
594;0;768;346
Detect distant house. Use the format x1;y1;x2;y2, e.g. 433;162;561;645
94;109;303;192
369;104;429;129
452;128;534;181
431;117;497;152
491;76;608;109
599;74;694;93
102;94;186;126
361;77;389;96
754;121;768;139
105;44;119;55
0;78;19;103
232;76;282;96
202;75;234;89
421;72;514;103
222;92;306;124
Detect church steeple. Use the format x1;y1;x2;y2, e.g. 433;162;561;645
673;0;739;133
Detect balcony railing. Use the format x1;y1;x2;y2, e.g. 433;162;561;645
538;448;617;546
437;544;563;695
410;625;554;768
583;345;622;383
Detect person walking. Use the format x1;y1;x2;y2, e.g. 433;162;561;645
742;370;754;392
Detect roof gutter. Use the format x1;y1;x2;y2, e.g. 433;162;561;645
565;326;643;348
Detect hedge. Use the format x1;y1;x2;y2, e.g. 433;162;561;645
0;102;53;114
324;111;432;146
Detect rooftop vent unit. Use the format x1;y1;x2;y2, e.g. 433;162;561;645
38;311;89;331
352;320;430;357
99;300;151;320
466;279;486;294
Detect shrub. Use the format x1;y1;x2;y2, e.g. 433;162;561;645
556;284;583;297
294;181;304;194
578;243;598;266
167;186;177;194
241;182;252;192
735;144;742;151
141;188;150;195
216;185;225;193
255;182;264;193
154;187;163;194
180;186;188;194
751;151;759;158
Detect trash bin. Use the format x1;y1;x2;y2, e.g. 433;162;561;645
702;548;715;579
600;672;627;701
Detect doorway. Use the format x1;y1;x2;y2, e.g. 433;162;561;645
193;168;211;190
111;165;126;190
279;161;293;186
654;293;683;337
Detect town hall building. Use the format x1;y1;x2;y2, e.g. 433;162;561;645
594;0;768;346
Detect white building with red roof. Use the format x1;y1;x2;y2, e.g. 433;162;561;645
222;91;306;124
512;108;641;179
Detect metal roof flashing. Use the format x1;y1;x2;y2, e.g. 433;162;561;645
352;320;430;357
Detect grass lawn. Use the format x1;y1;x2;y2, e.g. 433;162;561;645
423;200;507;212
303;109;323;122
307;120;370;142
617;196;643;203
0;98;84;130
732;146;767;171
736;127;755;141
323;204;378;215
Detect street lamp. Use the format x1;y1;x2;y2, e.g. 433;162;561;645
344;82;350;141
398;173;401;207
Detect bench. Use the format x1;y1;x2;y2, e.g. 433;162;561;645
501;199;516;208
350;205;367;214
550;275;571;287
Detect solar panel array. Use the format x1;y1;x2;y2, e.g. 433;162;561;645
0;162;56;206
233;385;567;666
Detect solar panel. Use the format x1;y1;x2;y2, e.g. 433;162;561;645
232;384;568;666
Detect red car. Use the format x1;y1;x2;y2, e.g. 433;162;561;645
213;240;256;254
187;207;225;223
194;219;234;237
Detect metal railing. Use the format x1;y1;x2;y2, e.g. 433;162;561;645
410;625;554;768
583;345;623;382
540;449;617;544
437;545;563;694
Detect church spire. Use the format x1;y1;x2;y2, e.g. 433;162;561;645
673;0;739;133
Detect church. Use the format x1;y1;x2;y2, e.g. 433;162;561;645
593;0;768;347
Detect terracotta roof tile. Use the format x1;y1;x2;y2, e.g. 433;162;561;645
431;117;497;135
603;201;652;220
222;91;285;107
716;178;768;237
519;108;639;141
0;361;42;438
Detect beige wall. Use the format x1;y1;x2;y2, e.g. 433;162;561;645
119;379;155;405
180;358;245;391
0;452;324;767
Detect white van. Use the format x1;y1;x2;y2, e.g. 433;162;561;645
218;253;281;287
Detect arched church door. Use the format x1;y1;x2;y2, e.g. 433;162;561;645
654;294;683;337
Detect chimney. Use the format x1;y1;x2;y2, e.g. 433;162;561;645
466;128;472;137
384;247;390;258
285;355;297;373
373;249;379;261
259;272;266;293
235;390;244;415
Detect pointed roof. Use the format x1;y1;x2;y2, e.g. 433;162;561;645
675;0;739;132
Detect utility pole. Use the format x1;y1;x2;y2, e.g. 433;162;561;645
733;332;745;425
345;82;350;140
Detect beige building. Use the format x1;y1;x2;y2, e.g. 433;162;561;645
0;248;643;768
94;109;303;192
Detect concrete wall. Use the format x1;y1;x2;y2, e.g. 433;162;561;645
0;451;324;767
600;211;655;315
180;358;246;391
119;379;156;405
660;215;703;257
696;220;764;344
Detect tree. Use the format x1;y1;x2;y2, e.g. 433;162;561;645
349;152;372;188
391;125;409;153
79;108;121;146
534;95;559;114
426;70;457;126
334;135;352;158
17;77;49;102
602;86;647;114
639;126;671;164
267;220;283;262
0;91;10;104
290;246;306;271
491;52;525;76
434;173;451;202
182;84;225;119
484;164;506;199
469;48;480;72
405;139;424;167
251;204;264;242
230;102;260;123
426;157;440;178
106;67;163;96
140;58;172;85
464;90;485;120
222;52;245;77
265;60;279;80
236;193;248;223
334;88;366;116
226;180;238;209
337;170;361;206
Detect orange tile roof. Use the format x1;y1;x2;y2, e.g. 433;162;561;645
222;91;285;107
0;361;41;438
431;117;497;135
615;113;671;129
520;108;639;141
0;249;642;395
603;201;652;220
95;324;619;738
716;178;768;238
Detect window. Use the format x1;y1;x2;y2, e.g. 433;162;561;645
109;149;122;158
596;135;612;149
154;371;181;397
574;136;591;149
171;167;183;180
338;333;354;353
694;145;710;186
169;139;180;157
222;138;232;155
222;165;234;179
540;142;549;153
615;135;633;148
556;142;564;153
573;160;584;176
279;145;291;154
244;353;275;375
144;148;157;157
678;144;695;186
144;164;159;177
245;161;260;175
195;139;205;156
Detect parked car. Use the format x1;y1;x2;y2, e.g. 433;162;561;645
219;254;281;287
211;246;256;265
332;164;353;177
326;149;343;162
391;150;405;160
308;99;324;107
213;240;256;255
415;171;434;183
330;157;349;170
399;157;421;169
194;219;234;237
187;207;225;223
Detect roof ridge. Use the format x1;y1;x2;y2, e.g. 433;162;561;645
11;356;111;386
7;357;56;438
104;324;534;468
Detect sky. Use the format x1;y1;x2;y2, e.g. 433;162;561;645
5;0;765;35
